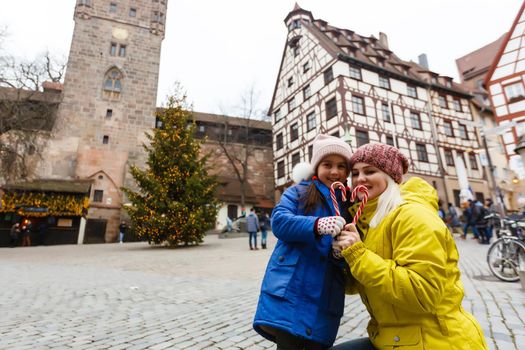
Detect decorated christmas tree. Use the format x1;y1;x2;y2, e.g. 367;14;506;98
122;93;219;246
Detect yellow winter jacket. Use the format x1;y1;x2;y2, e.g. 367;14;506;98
342;177;488;350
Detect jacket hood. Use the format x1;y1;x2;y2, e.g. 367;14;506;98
400;177;438;211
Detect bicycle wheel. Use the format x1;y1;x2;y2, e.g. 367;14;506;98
487;237;525;282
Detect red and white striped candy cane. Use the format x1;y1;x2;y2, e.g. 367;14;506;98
330;181;347;216
350;185;369;225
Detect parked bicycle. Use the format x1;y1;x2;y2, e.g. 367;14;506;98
486;213;525;282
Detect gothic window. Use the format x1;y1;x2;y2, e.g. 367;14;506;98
109;3;117;12
103;68;123;99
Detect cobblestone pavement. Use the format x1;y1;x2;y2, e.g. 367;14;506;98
0;233;523;350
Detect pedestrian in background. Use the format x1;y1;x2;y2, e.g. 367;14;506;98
9;222;20;248
21;219;32;247
485;198;496;242
258;212;270;249
246;208;260;250
331;143;488;350
118;221;127;244
253;134;353;349
447;202;461;233
474;200;490;244
437;199;446;223
462;200;480;240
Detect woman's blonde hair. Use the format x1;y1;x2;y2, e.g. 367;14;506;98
369;172;404;228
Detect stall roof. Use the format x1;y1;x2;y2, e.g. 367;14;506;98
2;179;92;194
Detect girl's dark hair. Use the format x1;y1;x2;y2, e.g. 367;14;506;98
300;182;323;214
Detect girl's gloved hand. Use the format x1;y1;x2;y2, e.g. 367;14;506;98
316;216;346;237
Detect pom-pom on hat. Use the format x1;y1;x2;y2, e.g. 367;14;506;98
350;143;409;183
292;134;353;183
310;134;353;170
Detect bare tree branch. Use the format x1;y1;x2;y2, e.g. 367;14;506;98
0;30;64;184
217;84;270;208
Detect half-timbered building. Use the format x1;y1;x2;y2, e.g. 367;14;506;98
270;5;489;205
457;34;522;211
485;1;525;179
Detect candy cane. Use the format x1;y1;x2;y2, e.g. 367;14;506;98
350;185;369;225
330;181;347;216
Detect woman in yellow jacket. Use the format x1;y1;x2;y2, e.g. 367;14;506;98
331;143;488;350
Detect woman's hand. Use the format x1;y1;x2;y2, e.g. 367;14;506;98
334;224;361;251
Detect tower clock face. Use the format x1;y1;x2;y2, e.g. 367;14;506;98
112;28;128;40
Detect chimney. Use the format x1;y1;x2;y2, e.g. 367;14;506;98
418;53;429;70
379;32;389;49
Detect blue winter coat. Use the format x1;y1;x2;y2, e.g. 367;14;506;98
253;179;350;347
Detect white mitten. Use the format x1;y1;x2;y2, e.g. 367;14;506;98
316;216;346;237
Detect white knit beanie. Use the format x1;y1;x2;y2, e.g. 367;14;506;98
292;134;352;183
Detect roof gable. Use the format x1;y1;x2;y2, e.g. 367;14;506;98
485;1;525;84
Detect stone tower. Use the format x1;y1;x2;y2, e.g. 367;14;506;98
39;0;167;240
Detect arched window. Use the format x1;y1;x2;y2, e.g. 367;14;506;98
103;68;123;100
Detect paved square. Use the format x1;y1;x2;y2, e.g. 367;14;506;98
0;233;523;349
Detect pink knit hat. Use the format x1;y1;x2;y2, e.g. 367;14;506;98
310;134;353;170
350;143;409;183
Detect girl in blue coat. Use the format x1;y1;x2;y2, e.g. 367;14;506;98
253;134;353;350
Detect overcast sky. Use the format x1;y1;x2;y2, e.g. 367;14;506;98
0;1;522;115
